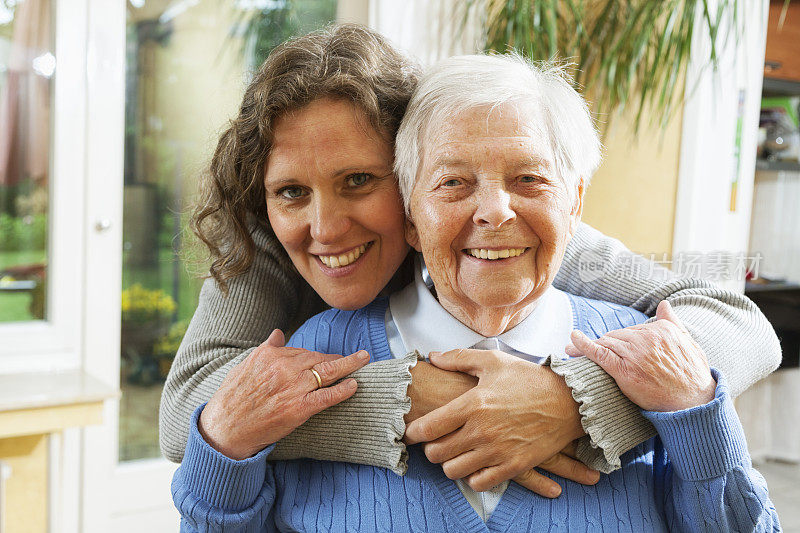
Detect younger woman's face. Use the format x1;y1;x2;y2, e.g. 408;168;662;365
265;98;409;310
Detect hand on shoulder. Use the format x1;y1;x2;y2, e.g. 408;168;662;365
566;300;717;412
198;329;369;459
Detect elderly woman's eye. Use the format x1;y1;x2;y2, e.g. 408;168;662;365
520;175;543;183
443;178;462;187
346;173;371;187
278;186;306;199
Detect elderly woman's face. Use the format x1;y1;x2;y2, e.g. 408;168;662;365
406;102;583;330
265;98;409;310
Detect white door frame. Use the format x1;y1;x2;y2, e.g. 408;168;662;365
78;1;180;531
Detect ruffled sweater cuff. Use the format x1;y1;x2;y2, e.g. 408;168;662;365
268;352;417;475
547;355;655;473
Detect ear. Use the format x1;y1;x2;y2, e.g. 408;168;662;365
568;180;585;238
405;217;422;252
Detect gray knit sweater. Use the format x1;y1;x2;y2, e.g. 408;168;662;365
159;222;781;474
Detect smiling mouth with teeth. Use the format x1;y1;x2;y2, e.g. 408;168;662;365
317;242;371;268
464;247;528;260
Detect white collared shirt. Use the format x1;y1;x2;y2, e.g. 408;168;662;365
385;258;574;521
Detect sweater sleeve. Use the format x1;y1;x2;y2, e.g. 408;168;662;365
643;370;780;532
159;223;322;462
268;308;416;475
269;354;417;475
158;224;416;475
550;222;781;473
172;404;278;532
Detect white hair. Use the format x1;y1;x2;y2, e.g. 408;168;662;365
394;53;601;211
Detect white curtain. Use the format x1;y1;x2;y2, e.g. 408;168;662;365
0;0;51;187
368;0;484;66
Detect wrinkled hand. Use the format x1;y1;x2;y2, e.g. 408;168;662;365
403;361;477;424
199;329;369;460
512;441;596;498
404;349;599;496
566;300;716;412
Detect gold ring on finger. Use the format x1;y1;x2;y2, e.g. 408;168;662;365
310;368;323;390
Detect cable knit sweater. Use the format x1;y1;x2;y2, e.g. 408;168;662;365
160;222;782;473
172;295;779;532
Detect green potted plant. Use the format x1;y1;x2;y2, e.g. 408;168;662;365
466;0;757;132
153;319;189;380
121;283;176;384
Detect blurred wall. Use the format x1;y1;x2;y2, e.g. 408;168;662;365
583;102;685;256
338;0;369;25
131;2;245;196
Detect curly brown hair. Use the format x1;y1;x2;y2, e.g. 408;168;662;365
192;23;420;292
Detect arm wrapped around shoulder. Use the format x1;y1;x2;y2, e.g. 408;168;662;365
270;353;418;475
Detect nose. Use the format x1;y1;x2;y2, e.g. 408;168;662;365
473;184;516;229
309;194;352;244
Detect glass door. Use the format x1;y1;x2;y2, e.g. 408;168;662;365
83;1;338;531
119;0;337;464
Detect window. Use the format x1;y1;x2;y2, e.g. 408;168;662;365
0;0;85;369
0;0;53;324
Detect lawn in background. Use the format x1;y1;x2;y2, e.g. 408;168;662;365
0;249;46;322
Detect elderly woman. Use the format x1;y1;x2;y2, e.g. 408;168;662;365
162;25;780;503
172;53;779;531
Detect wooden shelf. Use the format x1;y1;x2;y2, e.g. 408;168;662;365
756;159;800;172
763;77;800;97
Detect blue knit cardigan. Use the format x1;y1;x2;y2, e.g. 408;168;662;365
172;294;780;532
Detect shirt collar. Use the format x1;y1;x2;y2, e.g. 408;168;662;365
389;256;574;358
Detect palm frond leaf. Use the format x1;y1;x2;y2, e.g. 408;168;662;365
471;0;764;133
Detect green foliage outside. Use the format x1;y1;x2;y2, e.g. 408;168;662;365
0;249;46;270
0;214;47;251
122;230;205;323
154;319;190;359
120;283;180;384
0;229;47;323
0;293;33;322
237;0;337;67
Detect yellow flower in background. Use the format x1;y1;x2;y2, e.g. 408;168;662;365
121;283;177;323
154;320;189;358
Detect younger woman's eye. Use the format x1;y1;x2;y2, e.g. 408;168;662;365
346;173;372;187
278;186;305;199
